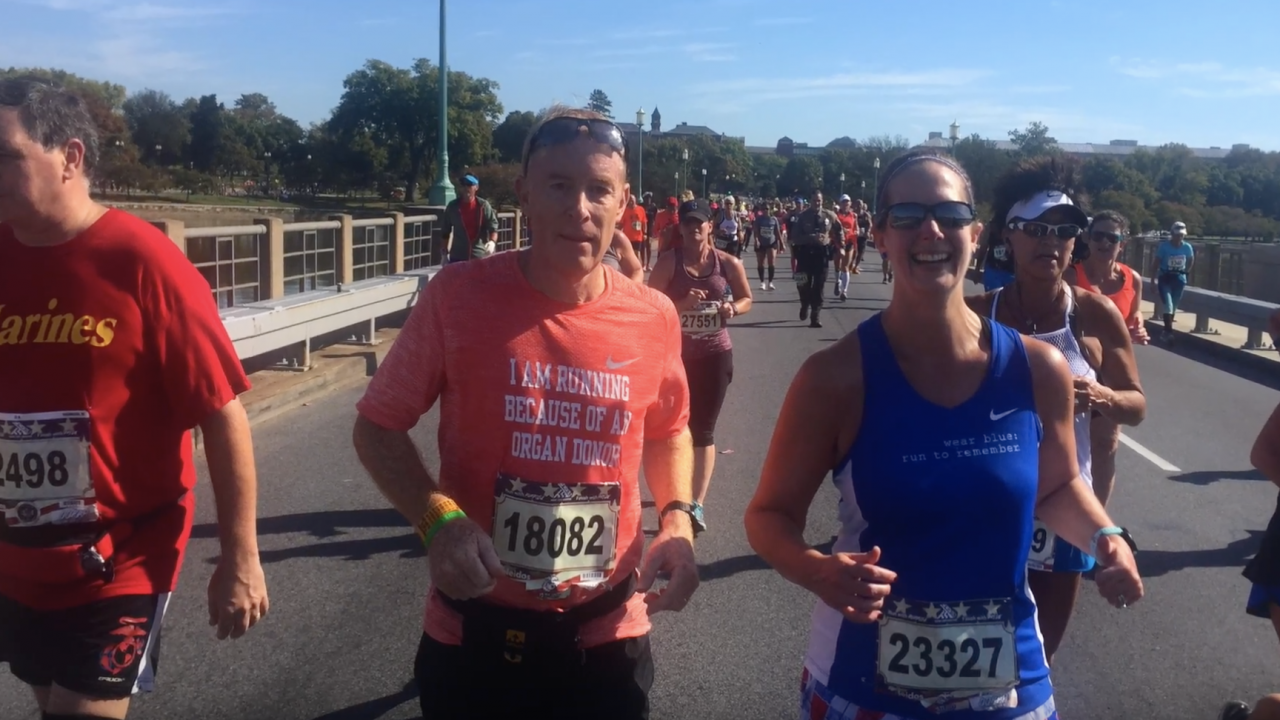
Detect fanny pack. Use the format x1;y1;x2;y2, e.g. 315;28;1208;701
441;574;636;674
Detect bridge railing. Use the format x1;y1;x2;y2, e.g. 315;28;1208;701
151;208;529;365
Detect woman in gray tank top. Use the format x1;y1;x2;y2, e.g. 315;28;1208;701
966;158;1146;667
648;198;753;534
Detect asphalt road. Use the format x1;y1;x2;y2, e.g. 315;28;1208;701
3;256;1278;720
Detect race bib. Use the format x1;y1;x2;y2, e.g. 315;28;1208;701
794;272;810;288
1167;255;1187;270
992;245;1009;262
1027;520;1055;571
492;473;620;596
0;411;98;529
877;595;1019;709
680;302;722;335
632;221;642;232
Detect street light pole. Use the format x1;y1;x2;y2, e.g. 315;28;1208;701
427;0;456;206
635;108;645;199
840;172;845;196
872;157;881;214
681;148;689;193
701;168;707;199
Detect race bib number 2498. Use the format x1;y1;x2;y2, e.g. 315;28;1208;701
0;411;97;528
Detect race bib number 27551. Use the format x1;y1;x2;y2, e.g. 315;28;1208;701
0;411;98;528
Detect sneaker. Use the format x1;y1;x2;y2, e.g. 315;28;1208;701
852;267;861;274
839;291;847;301
767;282;776;291
1219;701;1251;720
690;501;707;535
800;305;809;321
760;281;768;291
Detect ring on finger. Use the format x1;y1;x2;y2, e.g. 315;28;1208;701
1117;594;1128;609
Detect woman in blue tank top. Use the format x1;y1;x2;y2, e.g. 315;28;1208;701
967;157;1147;668
745;149;1144;720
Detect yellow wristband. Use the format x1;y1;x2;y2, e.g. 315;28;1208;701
415;495;464;541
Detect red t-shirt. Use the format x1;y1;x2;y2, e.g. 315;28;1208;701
0;209;248;610
459;198;482;243
356;251;690;648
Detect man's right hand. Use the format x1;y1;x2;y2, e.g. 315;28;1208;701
428;516;505;600
805;546;897;624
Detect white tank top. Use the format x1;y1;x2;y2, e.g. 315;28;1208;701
991;287;1095;488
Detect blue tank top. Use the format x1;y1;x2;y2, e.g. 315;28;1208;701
804;313;1052;719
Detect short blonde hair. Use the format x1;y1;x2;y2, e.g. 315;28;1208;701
680;189;694;202
520;103;612;172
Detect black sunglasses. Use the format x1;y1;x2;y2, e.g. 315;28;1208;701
523;117;628;172
1089;230;1124;244
881;201;977;230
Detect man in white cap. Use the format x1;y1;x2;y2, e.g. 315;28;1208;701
1154;221;1195;342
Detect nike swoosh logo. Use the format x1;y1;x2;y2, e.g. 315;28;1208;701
605;356;640;370
990;409;1017;421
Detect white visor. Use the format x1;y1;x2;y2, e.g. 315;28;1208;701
1006;190;1088;227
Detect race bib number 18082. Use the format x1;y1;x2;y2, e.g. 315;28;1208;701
491;473;620;596
0;411;98;528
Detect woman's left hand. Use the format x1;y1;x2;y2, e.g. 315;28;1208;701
1073;376;1113;414
1094;536;1144;609
718;301;737;321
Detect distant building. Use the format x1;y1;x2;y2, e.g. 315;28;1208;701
617;107;744;146
916;131;1242;161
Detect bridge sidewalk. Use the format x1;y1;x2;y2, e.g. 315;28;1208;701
1140;299;1278;367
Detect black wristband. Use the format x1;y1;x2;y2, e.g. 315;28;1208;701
660;501;697;525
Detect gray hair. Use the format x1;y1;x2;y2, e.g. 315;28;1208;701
0;77;100;176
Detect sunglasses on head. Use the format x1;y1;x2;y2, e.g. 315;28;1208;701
1007;220;1082;240
881;201;977;230
1089;230;1124;244
523;117;627;172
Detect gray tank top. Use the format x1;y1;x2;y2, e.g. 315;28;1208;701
601;246;622;272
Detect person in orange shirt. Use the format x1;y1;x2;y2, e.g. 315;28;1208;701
619;194;648;270
353;105;698;719
651;196;680;256
834;194;858;301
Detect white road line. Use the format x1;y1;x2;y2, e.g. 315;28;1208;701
1119;433;1181;473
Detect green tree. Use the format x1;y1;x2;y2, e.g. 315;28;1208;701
778;157;824;197
187;94;224;174
1008;121;1058;158
123;89;190;166
587;89;613;118
329;59;502;202
952;134;1012;207
493;110;536;163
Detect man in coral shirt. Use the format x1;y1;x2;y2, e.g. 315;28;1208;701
619;193;648;273
651;196;680;256
0;79;268;720
353;105;698;719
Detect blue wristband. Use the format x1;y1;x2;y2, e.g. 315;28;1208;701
1090;526;1127;559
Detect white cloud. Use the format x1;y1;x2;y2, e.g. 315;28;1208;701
684;42;737;63
1112;57;1280;97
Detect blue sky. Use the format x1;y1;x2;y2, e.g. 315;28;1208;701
5;0;1280;150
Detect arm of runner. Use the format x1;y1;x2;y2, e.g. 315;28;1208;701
1251;398;1280;488
484;200;500;245
746;341;897;624
201;398;269;640
720;254;753;320
1078;295;1146;426
1128;273;1150;344
612;228;645;283
1027;339;1143;608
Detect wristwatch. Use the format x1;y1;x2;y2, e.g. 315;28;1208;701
1090;526;1137;559
660;501;698;527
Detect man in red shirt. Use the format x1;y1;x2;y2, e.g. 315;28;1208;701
353;105;698;718
0;78;268;720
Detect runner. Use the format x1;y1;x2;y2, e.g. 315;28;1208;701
711;196;741;255
443;174;501;263
0;78;269;720
651;196;679;260
753;201;782;291
854;198;873;275
1222;321;1280;720
1154;221;1195;343
1065;210;1149;508
834;194;858;301
790;191;844;328
969;158;1147;667
641;192;658;270
744;148;1143;720
619;194;648;273
604;227;645;283
353;105;699;719
649;198;753;534
977;223;1015;291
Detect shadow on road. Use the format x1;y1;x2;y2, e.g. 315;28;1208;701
311;679;420;720
193;508;424;564
1168;468;1267;486
1135;530;1264;578
698;537;835;582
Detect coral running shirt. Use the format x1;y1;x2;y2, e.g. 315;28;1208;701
620;205;648;244
0;209;248;610
356;251;690;648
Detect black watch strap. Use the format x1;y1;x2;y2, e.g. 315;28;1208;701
660;501;697;524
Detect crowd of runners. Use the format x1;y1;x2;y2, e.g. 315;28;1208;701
3;77;1280;720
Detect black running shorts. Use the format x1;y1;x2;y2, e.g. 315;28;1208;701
0;592;169;699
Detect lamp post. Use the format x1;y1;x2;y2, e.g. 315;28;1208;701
427;0;456;206
701;168;707;199
840;172;845;196
675;172;680;194
635;107;645;198
264;150;273;198
872;157;881;214
681;148;689;192
154;144;162;166
860;179;866;200
949;120;960;152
